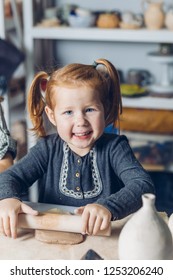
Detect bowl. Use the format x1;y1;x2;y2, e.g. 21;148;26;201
68;14;95;28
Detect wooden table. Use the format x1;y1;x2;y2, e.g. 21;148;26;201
0;202;170;260
0;202;130;260
0;221;128;260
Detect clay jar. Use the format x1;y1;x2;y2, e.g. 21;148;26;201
118;193;173;260
96;13;119;28
165;9;173;30
143;0;165;29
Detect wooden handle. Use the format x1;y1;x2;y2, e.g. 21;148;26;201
18;212;111;237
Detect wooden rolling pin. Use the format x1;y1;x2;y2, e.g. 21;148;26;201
18;212;111;237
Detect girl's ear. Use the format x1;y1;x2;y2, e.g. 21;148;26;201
44;106;56;126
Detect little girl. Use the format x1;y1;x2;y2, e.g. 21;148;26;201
0;58;155;238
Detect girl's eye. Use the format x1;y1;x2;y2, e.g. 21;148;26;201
64;110;73;115
86;108;95;112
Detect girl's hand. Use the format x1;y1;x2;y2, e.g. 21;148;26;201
75;203;111;235
0;198;38;239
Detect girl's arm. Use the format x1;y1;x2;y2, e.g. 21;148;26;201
0;153;13;173
0;137;49;200
0;137;51;238
96;135;155;220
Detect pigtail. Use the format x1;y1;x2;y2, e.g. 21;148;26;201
27;71;49;137
94;58;122;130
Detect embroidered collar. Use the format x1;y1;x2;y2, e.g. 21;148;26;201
59;142;103;199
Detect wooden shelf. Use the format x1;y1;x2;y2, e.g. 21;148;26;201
122;96;173;110
31;26;173;43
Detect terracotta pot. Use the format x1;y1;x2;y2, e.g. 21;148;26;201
143;0;165;29
96;13;119;28
118;193;173;259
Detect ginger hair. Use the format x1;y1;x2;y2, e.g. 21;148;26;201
27;58;122;137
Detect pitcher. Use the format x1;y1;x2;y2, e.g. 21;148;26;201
142;0;165;29
118;193;173;260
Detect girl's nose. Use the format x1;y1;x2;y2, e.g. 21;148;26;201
75;113;87;126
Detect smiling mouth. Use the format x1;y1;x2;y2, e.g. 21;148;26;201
73;131;92;137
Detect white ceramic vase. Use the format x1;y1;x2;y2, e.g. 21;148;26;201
118;193;173;260
168;213;173;237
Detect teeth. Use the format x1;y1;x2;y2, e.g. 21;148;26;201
74;132;90;136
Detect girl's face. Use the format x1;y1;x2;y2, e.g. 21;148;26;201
45;86;105;156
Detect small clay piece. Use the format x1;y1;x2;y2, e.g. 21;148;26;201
35;229;84;245
34;207;84;244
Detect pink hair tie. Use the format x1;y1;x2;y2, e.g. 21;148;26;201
40;78;49;103
40;78;48;92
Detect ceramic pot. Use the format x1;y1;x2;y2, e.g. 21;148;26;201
143;0;165;30
96;13;120;28
165;9;173;30
118;193;173;260
168;213;173;237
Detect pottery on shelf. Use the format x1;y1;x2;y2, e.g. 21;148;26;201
118;193;173;260
67;7;96;28
120;11;143;29
96;13;120;28
165;9;173;31
142;0;165;30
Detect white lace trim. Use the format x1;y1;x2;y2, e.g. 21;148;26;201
59;143;103;199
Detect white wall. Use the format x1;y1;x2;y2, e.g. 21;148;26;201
57;0;172;13
55;0;173;83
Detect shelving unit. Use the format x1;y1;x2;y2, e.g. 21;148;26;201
23;0;173;115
